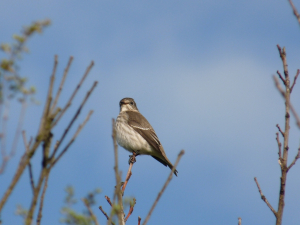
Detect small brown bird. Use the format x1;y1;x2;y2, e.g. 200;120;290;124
115;97;178;176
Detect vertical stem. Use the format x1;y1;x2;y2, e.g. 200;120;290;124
276;47;290;225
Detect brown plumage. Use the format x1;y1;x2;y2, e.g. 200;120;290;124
115;98;178;176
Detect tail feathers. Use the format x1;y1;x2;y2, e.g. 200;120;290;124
151;156;178;176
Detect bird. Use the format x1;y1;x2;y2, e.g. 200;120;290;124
115;97;178;176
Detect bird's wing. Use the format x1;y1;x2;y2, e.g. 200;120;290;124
126;111;178;176
126;111;162;155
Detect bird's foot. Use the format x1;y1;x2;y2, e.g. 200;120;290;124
128;151;138;164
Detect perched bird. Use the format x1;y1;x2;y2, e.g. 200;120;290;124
115;97;178;176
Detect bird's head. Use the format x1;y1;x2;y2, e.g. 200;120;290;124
119;98;138;112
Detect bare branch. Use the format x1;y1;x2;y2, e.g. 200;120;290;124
107;119;125;225
50;81;97;160
124;198;136;222
50;56;73;113
276;133;282;159
52;60;94;127
290;69;300;93
36;172;50;225
38;55;57;134
51;110;94;167
276;124;284;137
273;76;285;96
288;0;300;25
277;45;289;80
99;206;109;220
122;152;136;194
28;163;35;193
254;177;277;217
105;196;112;207
22;131;29;152
274;76;300;128
82;198;100;225
287;147;300;172
277;71;286;85
142;150;185;225
138;217;141;225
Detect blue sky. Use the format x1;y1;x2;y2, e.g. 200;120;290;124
1;0;300;224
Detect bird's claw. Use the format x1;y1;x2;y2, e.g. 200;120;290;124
128;153;137;164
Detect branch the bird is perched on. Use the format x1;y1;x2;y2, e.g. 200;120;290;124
115;97;178;175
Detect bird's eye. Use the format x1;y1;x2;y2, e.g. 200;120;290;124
130;102;134;105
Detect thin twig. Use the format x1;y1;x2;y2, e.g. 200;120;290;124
254;177;277;217
124;198;136;222
99;206;109;220
276;133;282;159
10;100;27;157
36;172;50;225
122;152;136;194
277;45;289;79
51;110;94;167
108;119;124;225
52;61;94;128
276;124;284;137
277;71;286;85
28;163;35;193
273;76;285;96
105;196;112;206
290;69;300;93
38;55;57;134
142;150;185;225
22;131;29;152
274;76;300;129
138;217;141;225
82;198;100;225
50;56;73;113
288;0;300;25
50;81;97;160
287;147;300;172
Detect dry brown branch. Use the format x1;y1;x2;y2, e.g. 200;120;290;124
254;177;277;217
276;133;282;159
288;0;300;25
238;217;242;225
51;110;94;167
0;99;27;174
287;147;300;172
121;152;136;195
0;55;58;212
107;119;125;225
99;206;109;220
28;163;35;193
50;56;73;113
0;57;96;217
277;45;289;79
26;168;50;225
274;76;300;128
105;196;112;206
52;61;94;128
36;172;50;225
50;80;97;160
277;71;286;85
290;69;299;93
273;76;285;96
138;217;141;225
276;124;284;137
82;198;100;225
142;150;185;225
124;198;136;222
